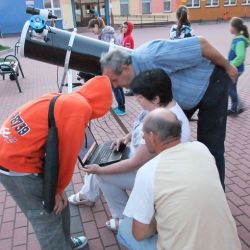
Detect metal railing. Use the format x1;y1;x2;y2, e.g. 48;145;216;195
112;14;170;27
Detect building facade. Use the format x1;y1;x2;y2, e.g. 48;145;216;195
0;0;249;35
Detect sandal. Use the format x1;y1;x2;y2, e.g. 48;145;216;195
106;218;123;231
68;192;94;206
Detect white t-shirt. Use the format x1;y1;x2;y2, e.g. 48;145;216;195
129;102;190;157
124;142;241;250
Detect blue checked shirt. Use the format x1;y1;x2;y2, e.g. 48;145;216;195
131;37;215;110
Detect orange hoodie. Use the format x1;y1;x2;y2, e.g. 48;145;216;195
0;76;112;193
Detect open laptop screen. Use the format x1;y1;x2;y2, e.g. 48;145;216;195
78;127;97;162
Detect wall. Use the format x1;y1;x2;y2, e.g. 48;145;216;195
60;0;74;29
0;0;40;34
182;0;250;21
0;0;63;35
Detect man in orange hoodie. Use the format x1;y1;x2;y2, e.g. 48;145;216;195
0;76;112;250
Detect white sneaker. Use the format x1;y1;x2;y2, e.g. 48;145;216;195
71;236;88;249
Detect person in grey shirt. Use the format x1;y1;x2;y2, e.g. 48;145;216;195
100;37;238;190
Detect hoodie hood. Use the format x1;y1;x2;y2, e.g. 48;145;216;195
101;26;115;36
77;76;112;119
237;35;250;47
124;22;134;37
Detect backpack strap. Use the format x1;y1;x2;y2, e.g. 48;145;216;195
48;95;60;128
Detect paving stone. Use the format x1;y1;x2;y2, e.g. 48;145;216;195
92;199;104;213
237;226;250;246
99;227;117;247
105;245;120;250
0;191;6;203
0;203;4;216
80;206;94;223
242;195;250;205
236;215;250;231
239;205;250;217
13;244;27;250
27;233;40;250
70;216;83;234
5;195;16;208
227;183;248;197
13;227;27;246
94;211;108;228
0;221;14;239
226;192;246;206
0;238;12;250
88;238;104;250
28;222;34;235
15;213;28;229
0;23;250;250
83;221;99;240
3;207;16;222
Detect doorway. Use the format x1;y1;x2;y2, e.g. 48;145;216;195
74;0;106;27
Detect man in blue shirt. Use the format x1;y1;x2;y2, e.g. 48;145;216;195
100;37;238;190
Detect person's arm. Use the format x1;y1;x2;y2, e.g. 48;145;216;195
132;217;157;241
83;144;155;175
230;41;246;67
199;36;238;80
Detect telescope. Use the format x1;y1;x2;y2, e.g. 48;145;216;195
20;7;131;76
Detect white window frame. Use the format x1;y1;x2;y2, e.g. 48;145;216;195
43;0;62;19
186;0;200;8
163;0;172;12
120;0;129;16
242;0;250;5
224;0;237;5
206;0;219;7
142;0;151;14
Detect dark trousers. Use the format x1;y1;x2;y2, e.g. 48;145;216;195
184;67;231;190
113;87;125;111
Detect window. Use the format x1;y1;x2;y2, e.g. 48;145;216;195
224;0;236;5
120;0;129;15
44;0;62;18
142;0;151;14
206;0;219;6
164;0;171;11
242;0;250;4
186;0;200;7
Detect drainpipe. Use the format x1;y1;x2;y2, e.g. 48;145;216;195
105;0;110;25
71;0;77;30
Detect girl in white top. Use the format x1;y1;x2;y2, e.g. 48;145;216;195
68;69;190;231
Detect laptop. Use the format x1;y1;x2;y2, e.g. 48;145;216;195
78;127;129;167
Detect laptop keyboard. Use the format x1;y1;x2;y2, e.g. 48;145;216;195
95;143;113;164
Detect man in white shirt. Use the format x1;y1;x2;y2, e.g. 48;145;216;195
118;108;241;250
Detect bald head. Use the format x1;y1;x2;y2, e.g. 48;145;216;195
143;108;182;142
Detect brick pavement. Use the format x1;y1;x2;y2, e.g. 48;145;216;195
0;22;250;249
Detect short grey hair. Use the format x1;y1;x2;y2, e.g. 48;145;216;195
100;49;132;75
143;109;182;141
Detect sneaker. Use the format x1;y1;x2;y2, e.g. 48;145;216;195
238;107;246;114
113;107;126;116
227;109;238;117
71;236;88;250
124;90;134;96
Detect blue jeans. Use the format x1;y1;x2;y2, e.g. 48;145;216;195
228;75;243;112
0;173;72;250
117;217;157;250
113;87;125;111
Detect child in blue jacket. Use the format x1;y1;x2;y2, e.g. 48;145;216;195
228;17;249;116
